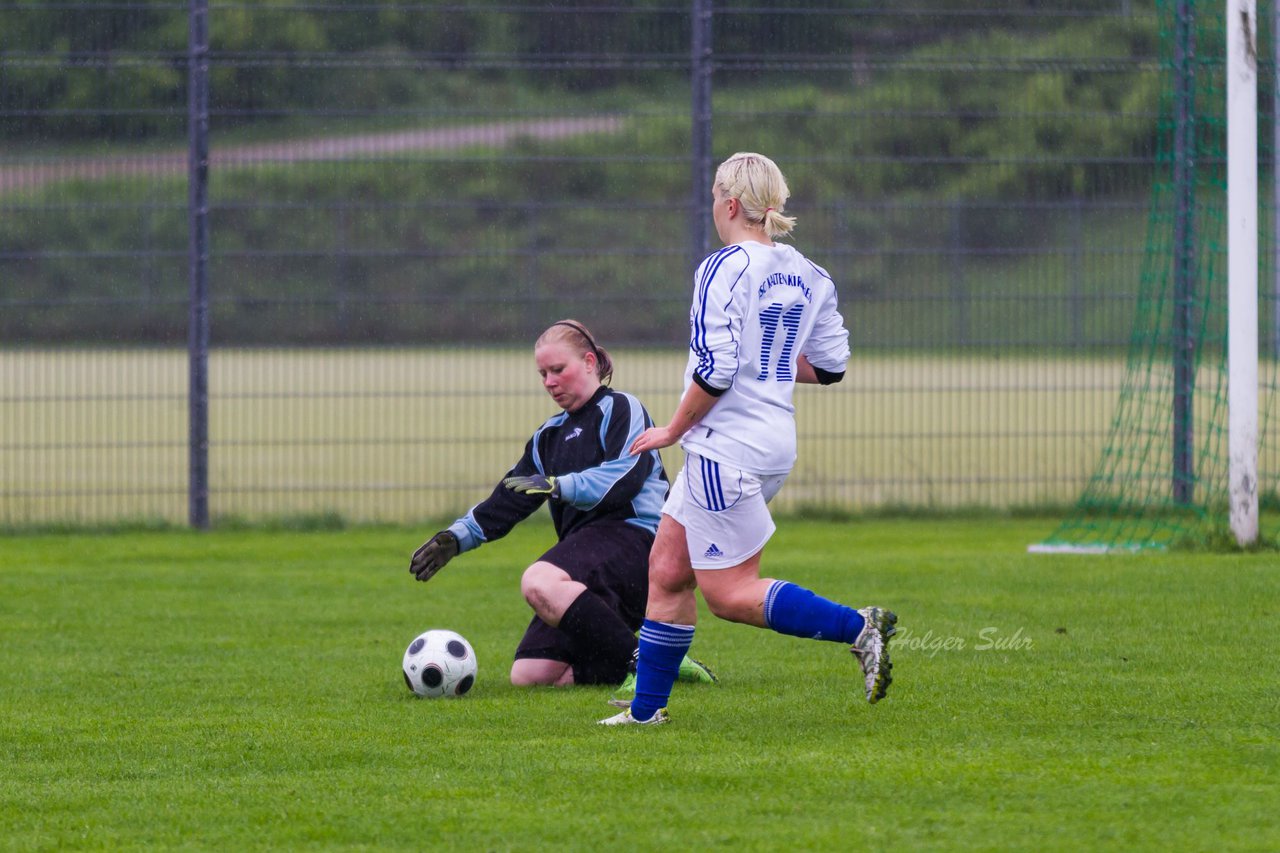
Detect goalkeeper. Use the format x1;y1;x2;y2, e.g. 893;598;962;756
409;319;716;691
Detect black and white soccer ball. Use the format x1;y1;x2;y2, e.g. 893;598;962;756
401;629;477;698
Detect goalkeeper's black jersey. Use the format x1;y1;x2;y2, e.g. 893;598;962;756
445;386;669;552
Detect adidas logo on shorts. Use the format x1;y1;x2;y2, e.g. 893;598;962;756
704;543;724;559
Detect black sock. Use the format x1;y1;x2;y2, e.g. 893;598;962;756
558;591;639;685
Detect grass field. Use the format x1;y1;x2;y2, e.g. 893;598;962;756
2;347;1144;526
7;346;1279;529
2;518;1276;850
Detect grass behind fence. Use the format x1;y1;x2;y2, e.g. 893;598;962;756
0;347;1141;526
1;519;1276;849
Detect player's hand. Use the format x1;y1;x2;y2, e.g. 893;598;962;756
410;530;458;582
630;426;678;455
502;474;559;498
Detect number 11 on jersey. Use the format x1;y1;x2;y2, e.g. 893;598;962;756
757;302;804;381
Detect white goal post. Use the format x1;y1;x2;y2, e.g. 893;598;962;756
1227;0;1259;546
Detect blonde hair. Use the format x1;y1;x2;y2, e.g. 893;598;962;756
714;152;797;239
535;319;614;384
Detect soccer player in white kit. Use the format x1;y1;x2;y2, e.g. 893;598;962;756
600;152;897;726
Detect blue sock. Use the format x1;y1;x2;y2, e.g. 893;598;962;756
629;619;694;722
763;581;865;644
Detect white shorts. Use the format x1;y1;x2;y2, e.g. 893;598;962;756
663;452;788;569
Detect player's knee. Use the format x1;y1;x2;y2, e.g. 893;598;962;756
509;668;545;687
519;563;555;606
509;660;547;686
519;567;538;603
649;559;695;597
510;658;570;687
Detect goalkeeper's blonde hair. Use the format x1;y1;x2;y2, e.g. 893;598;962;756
536;319;614;384
714;152;796;240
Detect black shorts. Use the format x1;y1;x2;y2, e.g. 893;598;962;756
513;520;652;663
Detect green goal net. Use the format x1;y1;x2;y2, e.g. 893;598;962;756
1034;0;1279;552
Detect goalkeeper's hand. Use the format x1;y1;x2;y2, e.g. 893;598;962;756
502;474;560;499
410;530;459;583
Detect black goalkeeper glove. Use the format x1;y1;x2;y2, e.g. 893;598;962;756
409;530;459;583
502;474;560;499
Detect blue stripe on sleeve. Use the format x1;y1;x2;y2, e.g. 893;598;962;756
692;246;743;382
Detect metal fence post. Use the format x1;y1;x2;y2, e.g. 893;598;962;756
188;0;210;529
1071;194;1085;348
1172;0;1196;506
1274;0;1280;357
950;199;968;347
690;0;714;265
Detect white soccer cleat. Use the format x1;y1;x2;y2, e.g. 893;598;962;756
851;607;897;704
598;707;669;726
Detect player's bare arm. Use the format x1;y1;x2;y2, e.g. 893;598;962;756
796;355;845;386
629;381;721;453
795;355;819;384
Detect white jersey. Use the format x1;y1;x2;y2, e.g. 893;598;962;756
680;240;851;475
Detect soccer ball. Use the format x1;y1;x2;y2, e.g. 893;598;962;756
401;629;477;698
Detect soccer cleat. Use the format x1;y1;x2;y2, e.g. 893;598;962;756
609;654;717;707
851;607;897;704
598;707;669;726
608;671;638;708
678;655;718;685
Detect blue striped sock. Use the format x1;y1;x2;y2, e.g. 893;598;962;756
630;619;694;722
763;580;865;644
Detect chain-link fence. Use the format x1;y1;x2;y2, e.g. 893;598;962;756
4;1;1257;526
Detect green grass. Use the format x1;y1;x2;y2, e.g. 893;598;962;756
3;519;1277;850
7;346;1276;525
0;347;1141;527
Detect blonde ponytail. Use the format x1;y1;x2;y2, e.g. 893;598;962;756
715;152;796;239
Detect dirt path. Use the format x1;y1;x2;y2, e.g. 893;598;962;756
0;116;622;194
